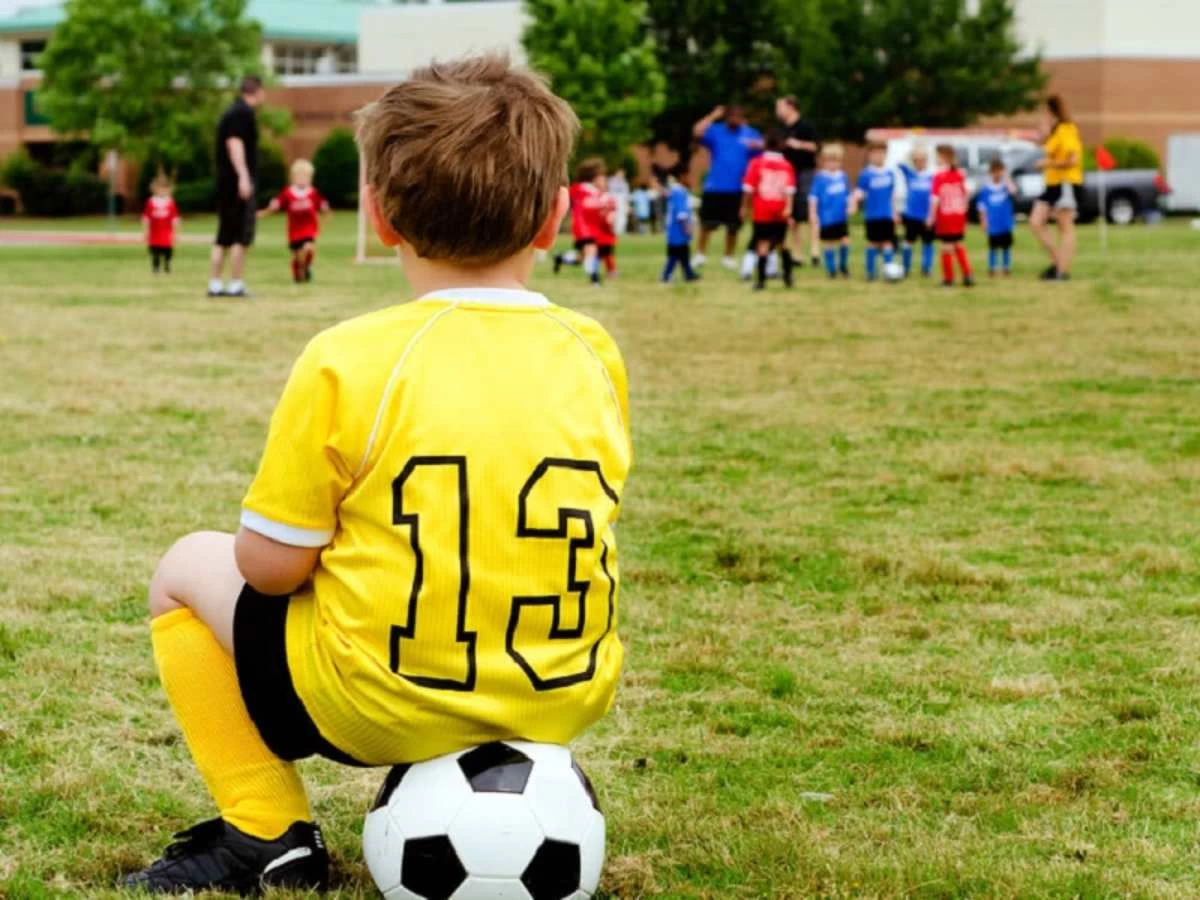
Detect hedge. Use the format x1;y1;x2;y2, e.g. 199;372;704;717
313;128;359;209
1084;137;1161;171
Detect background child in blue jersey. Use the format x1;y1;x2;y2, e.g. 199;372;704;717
899;145;936;277
662;170;700;283
854;141;898;280
808;143;853;279
632;182;654;234
978;159;1017;276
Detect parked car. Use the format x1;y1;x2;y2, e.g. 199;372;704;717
979;147;1171;225
875;130;1041;207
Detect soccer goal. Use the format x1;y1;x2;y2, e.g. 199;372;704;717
354;158;399;265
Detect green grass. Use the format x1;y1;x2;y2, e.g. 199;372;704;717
2;212;1200;898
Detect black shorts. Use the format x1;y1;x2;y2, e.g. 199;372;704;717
148;244;174;255
700;191;743;230
903;216;934;244
215;193;256;248
793;171;815;222
988;232;1014;250
937;232;964;243
819;222;849;242
752;221;788;246
233;586;366;766
1037;182;1079;211
289;238;316;252
865;218;897;245
597;244;615;259
574;238;596;252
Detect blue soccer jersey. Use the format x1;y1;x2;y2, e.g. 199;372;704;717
900;164;934;221
978;182;1015;235
701;123;763;193
809;171;850;226
856;166;896;221
666;184;693;246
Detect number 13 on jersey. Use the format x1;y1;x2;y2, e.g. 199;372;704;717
389;456;620;694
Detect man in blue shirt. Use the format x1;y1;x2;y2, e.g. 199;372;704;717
692;104;763;270
662;169;700;283
978;159;1017;276
808;143;853;279
853;141;898;280
899;146;935;277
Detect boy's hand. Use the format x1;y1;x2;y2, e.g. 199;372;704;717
710;105;726;120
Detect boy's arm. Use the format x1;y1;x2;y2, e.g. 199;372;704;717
257;198;281;219
808;196;818;224
235;530;321;596
927;193;939;227
977;203;988;234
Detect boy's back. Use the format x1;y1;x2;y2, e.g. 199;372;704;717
244;291;631;764
743;152;795;223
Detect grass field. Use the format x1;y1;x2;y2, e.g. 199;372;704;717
2;212;1200;899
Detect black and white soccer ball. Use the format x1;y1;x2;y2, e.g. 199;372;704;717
363;741;605;900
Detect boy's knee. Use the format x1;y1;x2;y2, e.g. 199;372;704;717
148;531;226;619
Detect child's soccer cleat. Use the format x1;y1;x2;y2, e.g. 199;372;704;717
305;267;313;283
120;818;328;896
942;279;955;288
552;254;563;274
963;276;976;287
840;267;850;278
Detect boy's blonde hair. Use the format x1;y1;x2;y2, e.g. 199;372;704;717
821;143;845;161
291;159;315;180
150;173;173;193
356;54;578;266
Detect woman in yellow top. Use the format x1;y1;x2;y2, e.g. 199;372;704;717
1030;94;1084;281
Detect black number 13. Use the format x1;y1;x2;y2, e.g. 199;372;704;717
390;456;619;693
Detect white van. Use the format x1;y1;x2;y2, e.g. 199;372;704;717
867;129;1041;208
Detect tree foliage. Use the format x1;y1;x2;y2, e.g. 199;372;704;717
634;0;1045;151
37;0;270;173
523;0;666;166
313;128;361;209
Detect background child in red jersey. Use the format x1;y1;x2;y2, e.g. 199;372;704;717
927;144;975;288
553;157;605;284
742;130;796;290
143;175;181;274
592;173;619;278
259;160;330;283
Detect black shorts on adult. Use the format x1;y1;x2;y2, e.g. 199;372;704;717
865;218;897;245
820;222;849;242
700;191;743;230
988;232;1014;250
216;193;256;248
289;238;315;252
937;232;964;243
233;585;365;766
752;221;788;246
793;171;815;222
903;216;934;244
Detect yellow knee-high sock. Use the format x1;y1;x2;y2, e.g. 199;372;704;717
151;608;311;839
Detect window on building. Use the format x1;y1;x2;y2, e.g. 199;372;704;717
20;40;47;72
272;43;357;76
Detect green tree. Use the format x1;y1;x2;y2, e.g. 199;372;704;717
776;0;1045;142
523;0;666;167
313;128;361;209
37;0;270;176
644;0;788;154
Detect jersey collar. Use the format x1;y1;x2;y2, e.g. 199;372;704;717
418;288;551;308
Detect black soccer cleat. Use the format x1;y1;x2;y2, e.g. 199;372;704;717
552;254;564;274
963;276;976;287
120;818;328;896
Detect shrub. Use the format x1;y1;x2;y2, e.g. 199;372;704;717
0;151;107;216
173;179;216;213
256;141;287;207
1084;137;1161;171
313;128;359;208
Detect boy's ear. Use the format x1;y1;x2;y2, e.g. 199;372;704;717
365;185;405;248
533;187;570;251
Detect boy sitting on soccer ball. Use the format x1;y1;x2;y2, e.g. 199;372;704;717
122;54;633;895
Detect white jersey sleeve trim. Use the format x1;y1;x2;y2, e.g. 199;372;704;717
240;509;334;548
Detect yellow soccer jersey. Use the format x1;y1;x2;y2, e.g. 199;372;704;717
241;288;632;765
1045;122;1083;186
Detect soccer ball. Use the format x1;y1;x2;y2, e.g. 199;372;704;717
363;741;605;900
883;261;906;282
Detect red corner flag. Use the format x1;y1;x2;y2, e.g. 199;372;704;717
1095;144;1117;171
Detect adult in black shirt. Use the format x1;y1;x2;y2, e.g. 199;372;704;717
776;95;819;265
209;75;265;298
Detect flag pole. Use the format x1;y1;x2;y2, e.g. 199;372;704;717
1099;172;1108;254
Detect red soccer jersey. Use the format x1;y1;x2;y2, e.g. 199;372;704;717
566;183;595;241
742;152;796;224
575;183;613;245
592;193;618;247
277;185;327;243
932;168;969;236
143;196;180;247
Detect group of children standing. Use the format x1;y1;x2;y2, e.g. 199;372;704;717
553;136;1018;292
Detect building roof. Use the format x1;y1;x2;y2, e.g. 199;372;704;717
0;0;361;42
